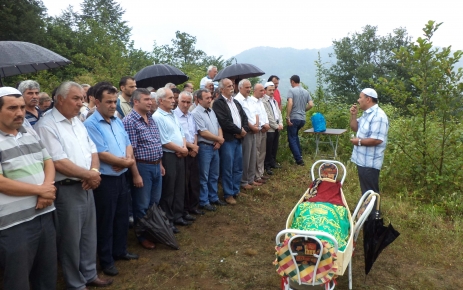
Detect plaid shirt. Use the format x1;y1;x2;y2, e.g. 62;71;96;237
123;109;163;162
351;104;389;170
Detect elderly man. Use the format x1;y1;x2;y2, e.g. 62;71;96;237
268;75;282;109
204;80;214;93
0;87;57;290
213;78;249;205
35;81;112;289
18;80;42;125
149;91;158;114
251;84;270;184
200;65;218;89
79;86;97;122
263;82;283;175
165;83;176;89
38;92;52;112
350;88;389;197
234;79;261;190
84;83;138;277
192;89;224;211
153;88;190;233
117;76;137;118
174;91;203;218
286;75;314;166
123;88;164;249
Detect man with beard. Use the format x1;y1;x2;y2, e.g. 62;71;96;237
117;76;137;118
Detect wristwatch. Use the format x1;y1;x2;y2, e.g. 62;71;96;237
358;139;362;146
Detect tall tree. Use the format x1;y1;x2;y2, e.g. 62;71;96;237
326;25;411;104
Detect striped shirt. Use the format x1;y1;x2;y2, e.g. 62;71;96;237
123;109;163;162
351;104;389;170
0;126;54;230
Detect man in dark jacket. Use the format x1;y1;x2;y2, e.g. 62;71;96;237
212;78;249;205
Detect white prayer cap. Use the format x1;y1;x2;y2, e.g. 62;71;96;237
361;88;378;99
0;87;21;98
264;81;275;89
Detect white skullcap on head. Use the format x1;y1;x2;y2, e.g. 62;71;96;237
361;88;378;99
264;81;275;89
0;87;22;98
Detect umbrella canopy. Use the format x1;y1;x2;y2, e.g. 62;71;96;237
363;209;400;275
213;63;265;82
134;64;188;89
0;41;71;78
136;204;179;250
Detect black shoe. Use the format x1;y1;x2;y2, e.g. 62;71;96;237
271;164;282;169
174;218;192;226
114;252;139;261
190;209;205;215
211;199;227;206
183;214;196;221
171;225;180;234
199;204;216;211
296;160;305;166
102;265;119;276
266;169;274;175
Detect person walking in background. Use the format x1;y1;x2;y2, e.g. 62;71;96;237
349;88;389;197
123;88;164;250
35;81;113;289
213;78;249;205
84;83;139;277
286;75;314;166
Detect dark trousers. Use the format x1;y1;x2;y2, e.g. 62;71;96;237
357;165;380;195
0;212;57;290
265;129;280;170
93;174;129;269
160;152;186;223
184;155;200;214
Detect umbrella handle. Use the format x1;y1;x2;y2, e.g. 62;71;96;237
369;192;381;211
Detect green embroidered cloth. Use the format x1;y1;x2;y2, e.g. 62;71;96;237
290;202;350;251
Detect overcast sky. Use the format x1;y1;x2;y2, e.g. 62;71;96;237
41;0;463;59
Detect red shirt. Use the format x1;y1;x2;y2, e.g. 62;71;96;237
274;88;282;109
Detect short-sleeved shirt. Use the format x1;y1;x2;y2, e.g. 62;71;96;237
287;86;312;121
235;93;259;126
192;104;220;145
199;75;218;89
34;107;97;182
351;104;389;170
85;110;131;176
123;109;163;162
251;96;269;128
173;107;196;144
153;108;185;153
0;126;54;230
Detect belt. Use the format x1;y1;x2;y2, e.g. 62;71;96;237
136;159;161;165
198;141;214;146
57;179;82;186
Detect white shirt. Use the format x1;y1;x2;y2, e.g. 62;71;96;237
234;93;259;126
222;95;242;129
251;96;269;128
34;107;97;181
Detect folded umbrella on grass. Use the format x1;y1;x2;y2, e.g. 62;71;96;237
363;208;400;275
136;204;179;250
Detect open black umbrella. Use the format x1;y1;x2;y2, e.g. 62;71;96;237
136;204;179;250
0;41;71;85
134;64;188;89
213;63;265;82
363;208;400;275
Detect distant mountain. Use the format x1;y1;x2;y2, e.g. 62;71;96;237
234;46;334;98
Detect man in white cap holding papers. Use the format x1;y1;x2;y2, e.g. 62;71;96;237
349;88;389;197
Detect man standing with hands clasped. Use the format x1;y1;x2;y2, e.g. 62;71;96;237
349;88;389;197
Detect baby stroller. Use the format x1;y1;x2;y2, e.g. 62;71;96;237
274;160;379;290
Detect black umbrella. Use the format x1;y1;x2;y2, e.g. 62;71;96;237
136;204;179;250
0;41;71;85
134;64;188;89
363;208;400;275
213;63;265;82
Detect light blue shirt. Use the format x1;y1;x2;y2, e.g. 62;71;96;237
192;104;220;144
173;107;196;144
351;104;389;170
84;109;131;176
153;108;185;153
